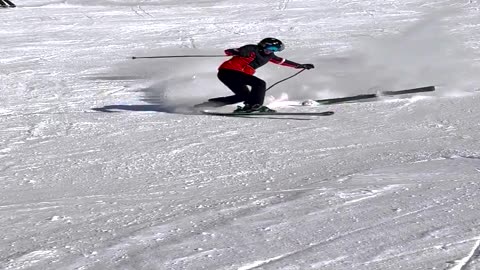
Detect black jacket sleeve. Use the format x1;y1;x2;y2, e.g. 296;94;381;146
224;45;256;58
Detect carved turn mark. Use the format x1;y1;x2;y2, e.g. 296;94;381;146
448;238;480;270
5;250;57;269
238;252;294;270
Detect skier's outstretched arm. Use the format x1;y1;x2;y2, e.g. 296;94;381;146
270;55;315;70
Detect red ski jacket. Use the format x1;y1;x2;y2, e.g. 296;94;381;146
219;44;302;75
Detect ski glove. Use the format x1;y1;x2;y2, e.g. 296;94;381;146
297;64;315;70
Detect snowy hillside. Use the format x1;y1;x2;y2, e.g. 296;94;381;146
1;0;480;269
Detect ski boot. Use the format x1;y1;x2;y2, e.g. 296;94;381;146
233;104;276;113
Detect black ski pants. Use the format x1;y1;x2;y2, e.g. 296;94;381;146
209;69;267;106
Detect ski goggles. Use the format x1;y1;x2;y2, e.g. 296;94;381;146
265;44;284;52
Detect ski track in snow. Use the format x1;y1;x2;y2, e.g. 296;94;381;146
1;0;480;269
448;238;480;270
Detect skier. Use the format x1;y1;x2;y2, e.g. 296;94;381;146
197;38;314;112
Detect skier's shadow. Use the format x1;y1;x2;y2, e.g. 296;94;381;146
91;81;199;114
91;88;188;114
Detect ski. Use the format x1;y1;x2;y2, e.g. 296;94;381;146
315;94;377;105
315;86;435;105
381;86;435;96
202;110;334;116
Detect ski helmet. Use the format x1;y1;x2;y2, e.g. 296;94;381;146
258;38;285;52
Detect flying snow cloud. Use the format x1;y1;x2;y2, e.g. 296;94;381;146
308;8;480;97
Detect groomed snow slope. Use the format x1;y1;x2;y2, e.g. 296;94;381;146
1;0;480;269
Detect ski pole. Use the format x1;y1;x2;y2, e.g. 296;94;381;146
266;69;306;91
131;55;226;60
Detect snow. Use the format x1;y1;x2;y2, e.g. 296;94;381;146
1;0;480;269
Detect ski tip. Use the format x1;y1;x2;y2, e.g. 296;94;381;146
419;85;436;91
